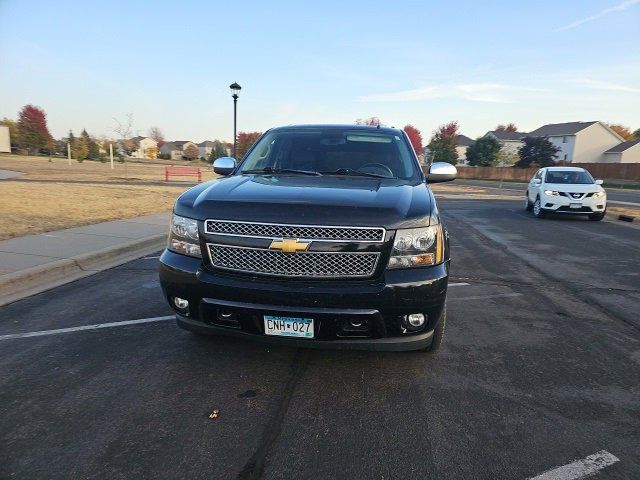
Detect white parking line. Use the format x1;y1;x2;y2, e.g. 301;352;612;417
450;292;522;302
527;450;619;480
449;282;470;287
0;315;175;341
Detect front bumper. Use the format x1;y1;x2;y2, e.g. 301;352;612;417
158;249;448;351
540;193;606;213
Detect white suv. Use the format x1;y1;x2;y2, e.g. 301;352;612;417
525;167;606;221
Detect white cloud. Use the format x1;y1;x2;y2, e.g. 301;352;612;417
556;0;640;31
575;78;640;93
357;83;545;104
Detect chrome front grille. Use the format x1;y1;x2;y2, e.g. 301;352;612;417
205;220;385;242
207;244;379;278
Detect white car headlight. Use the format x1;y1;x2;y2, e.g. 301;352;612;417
544;190;560;196
387;226;444;269
168;214;201;257
593;191;605;198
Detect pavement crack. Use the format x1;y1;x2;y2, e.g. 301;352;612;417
236;348;311;480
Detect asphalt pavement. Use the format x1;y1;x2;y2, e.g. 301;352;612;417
1;195;639;479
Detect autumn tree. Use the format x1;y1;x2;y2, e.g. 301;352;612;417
495;123;518;133
148;126;165;147
608;123;634;140
74;129;92;161
17;104;53;154
183;143;199;160
208;140;229;163
515;137;560;168
403;125;423;155
466;136;501;166
236;131;262;159
427;121;459;164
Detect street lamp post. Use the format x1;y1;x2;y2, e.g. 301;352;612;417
230;82;241;158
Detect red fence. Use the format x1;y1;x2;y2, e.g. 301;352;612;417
445;163;640;182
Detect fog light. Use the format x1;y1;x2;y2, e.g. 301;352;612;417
173;297;189;310
407;313;425;327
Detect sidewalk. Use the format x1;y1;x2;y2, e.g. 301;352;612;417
0;212;170;305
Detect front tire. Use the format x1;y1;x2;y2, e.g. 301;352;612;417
525;193;533;211
589;211;605;221
532;197;546;218
424;305;446;353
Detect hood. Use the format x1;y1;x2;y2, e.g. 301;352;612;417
545;183;603;193
175;174;433;229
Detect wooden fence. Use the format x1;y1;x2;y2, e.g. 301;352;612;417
447;163;640;182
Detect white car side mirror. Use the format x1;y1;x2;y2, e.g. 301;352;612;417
532;179;541;185
595;179;603;185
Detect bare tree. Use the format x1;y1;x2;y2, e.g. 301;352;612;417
112;114;134;172
148;126;165;146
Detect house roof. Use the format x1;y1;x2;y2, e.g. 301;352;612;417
161;141;178;150
485;130;528;141
528;121;598;137
604;139;640;153
172;140;193;147
129;136;148;142
456;134;475;147
198;140;215;147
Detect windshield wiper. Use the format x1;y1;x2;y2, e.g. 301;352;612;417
242;167;321;176
320;168;393;179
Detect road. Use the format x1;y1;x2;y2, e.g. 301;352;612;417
456;179;640;205
1;195;639;479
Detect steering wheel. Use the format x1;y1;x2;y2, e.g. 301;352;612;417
357;163;394;177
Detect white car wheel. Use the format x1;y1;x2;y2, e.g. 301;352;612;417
525;193;533;212
533;198;545;218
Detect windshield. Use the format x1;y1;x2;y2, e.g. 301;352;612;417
238;129;419;180
545;170;594;184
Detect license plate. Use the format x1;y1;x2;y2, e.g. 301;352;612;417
570;203;582;209
264;315;314;338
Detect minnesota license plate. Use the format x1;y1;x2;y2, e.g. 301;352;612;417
264;315;314;338
570;203;582;209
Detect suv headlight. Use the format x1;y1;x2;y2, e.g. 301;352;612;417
593;191;605;198
544;190;560;196
387;226;444;269
168;214;201;257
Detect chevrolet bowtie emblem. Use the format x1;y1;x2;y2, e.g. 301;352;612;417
269;238;311;253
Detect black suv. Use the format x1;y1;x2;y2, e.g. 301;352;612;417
159;125;457;351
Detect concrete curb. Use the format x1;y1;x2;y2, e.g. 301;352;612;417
0;234;167;306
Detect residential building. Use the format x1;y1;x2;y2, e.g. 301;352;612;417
198;140;215;160
0;125;10;153
602;139;640;163
484;130;528;155
128;136;158;159
159;140;198;161
455;134;475;164
527;121;623;163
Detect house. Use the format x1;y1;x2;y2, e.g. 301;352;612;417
602;139;640;163
159;140;198;160
159;142;184;161
0;125;10;153
527;121;623;163
484;130;528;155
455;134;475;164
128;136;158;159
198;140;215;160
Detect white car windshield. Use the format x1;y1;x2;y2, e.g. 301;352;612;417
545;170;595;184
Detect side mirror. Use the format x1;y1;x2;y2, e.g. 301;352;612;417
595;179;603;185
532;179;541;185
213;157;236;176
425;162;457;183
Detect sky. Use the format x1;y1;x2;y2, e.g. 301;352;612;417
0;0;638;143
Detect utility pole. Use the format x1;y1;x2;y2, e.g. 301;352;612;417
110;143;114;169
67;143;71;165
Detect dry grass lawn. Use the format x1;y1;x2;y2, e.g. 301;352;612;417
0;154;216;240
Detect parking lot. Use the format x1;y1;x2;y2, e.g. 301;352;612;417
1;192;639;479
